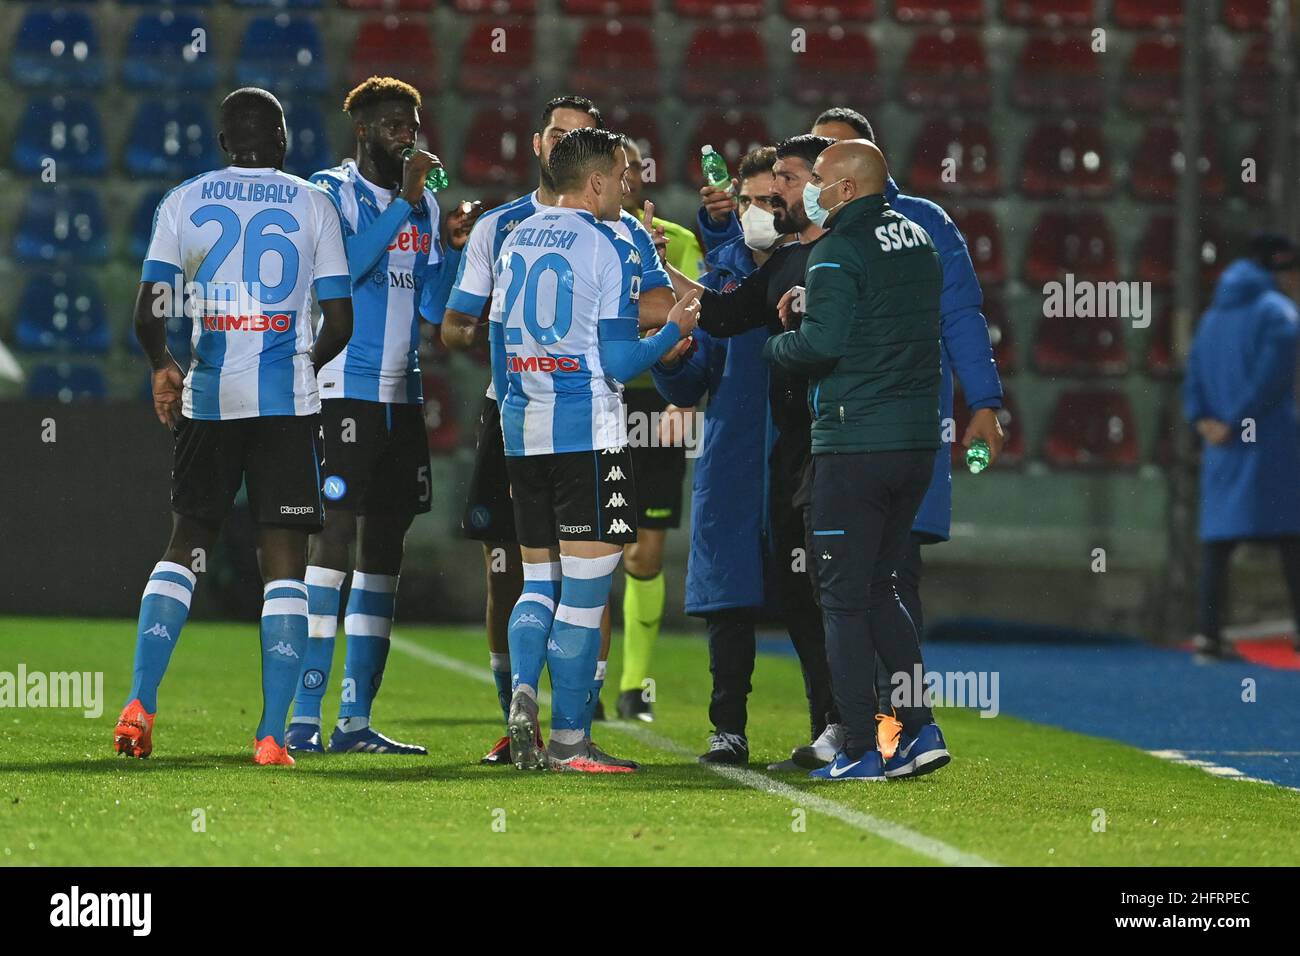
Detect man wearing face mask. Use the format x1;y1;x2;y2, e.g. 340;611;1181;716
659;135;837;765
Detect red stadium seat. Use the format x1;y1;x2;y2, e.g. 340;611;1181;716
568;21;659;102
1233;37;1272;118
792;27;881;107
453;0;536;13
421;373;461;455
1033;310;1128;377
894;0;983;24
604;106;665;169
952;384;1025;469
899;29;990;110
907;117;1000;197
1145;305;1175;378
1013;32;1103;113
1135;215;1227;290
1024;211;1117;285
685;111;770;183
1122;34;1181;114
1224;0;1270;31
784;0;876;20
1019;120;1113;199
1044;389;1140;470
951;207;1006;285
460;107;533;186
1001;0;1094;28
349;18;438;93
1114;0;1181;29
562;0;655;13
1129;126;1224;203
341;1;436;10
458;21;535;98
681;25;769;105
674;0;765;18
982;287;1016;375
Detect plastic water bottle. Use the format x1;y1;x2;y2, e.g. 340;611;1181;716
403;148;449;192
700;145;730;189
966;438;991;474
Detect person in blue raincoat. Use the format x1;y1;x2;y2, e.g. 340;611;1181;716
1183;233;1300;660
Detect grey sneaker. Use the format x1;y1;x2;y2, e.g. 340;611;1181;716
791;723;845;770
699;731;749;765
507;689;544;770
546;738;636;773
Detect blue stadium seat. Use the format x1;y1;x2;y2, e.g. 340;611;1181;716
15;272;110;354
11;96;107;175
283;101;333;177
123;11;217;92
13;186;110;266
232;0;323;7
26;363;108;402
121;1;213;6
236;16;327;94
130;189;168;262
125;98;220;179
11;9;105;89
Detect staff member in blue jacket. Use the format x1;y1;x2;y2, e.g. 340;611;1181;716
700;108;1004;754
1183;233;1300;661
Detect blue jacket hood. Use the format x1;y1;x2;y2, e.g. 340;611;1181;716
1211;258;1277;309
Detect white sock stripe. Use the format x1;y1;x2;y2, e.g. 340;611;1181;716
560;552;622;580
522;561;562;581
305;566;347;589
153;561;197;588
143;579;195;607
594;659;607;681
520;593;555;614
263;578;308;598
345;613;394;638
352;571;398;593
555;603;605;630
308;615;338;638
263;596;308;618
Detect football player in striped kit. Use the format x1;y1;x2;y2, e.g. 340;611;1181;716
113;88;353;766
285;77;465;755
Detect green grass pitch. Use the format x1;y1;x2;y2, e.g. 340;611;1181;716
2;616;1298;866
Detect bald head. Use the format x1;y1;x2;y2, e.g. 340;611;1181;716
807;140;888;224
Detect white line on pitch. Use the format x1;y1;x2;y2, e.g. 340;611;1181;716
389;634;998;867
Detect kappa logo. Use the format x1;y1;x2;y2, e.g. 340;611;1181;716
626;247;642;266
607;518;633;535
515;612;546;629
547;638;562;652
504;218;522;233
143;623;171;640
269;641;300;659
558;523;592;534
821;551;832;561
605;466;626;481
605;492;628;508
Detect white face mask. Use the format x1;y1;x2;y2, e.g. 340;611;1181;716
740;203;780;251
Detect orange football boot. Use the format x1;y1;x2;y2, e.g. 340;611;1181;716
253;736;295;766
113;699;155;759
876;712;903;761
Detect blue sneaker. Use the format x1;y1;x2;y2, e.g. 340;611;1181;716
285;721;324;753
327;726;427;755
884;723;950;779
809;749;886;781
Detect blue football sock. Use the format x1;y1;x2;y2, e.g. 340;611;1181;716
509;561;560;696
584;658;607;739
549;553;621;745
490;652;512;725
337;571;397;725
292;565;345;724
257;579;309;745
126;561;197;713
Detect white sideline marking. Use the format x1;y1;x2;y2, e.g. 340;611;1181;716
1146;749;1300;792
389;635;997;867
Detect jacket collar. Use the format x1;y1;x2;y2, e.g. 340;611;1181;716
826;192;888;231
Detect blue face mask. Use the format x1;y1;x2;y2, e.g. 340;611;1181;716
802;179;846;227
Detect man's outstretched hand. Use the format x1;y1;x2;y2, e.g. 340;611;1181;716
151;358;184;429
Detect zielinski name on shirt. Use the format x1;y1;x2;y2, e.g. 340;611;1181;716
200;180;300;205
509;226;579;250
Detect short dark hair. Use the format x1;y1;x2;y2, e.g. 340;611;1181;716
775;134;835;171
540;95;603;131
814;107;875;142
343;76;422;118
549;128;622;192
737;146;777;182
219;87;284;152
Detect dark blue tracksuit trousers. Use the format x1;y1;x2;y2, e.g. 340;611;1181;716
810;449;935;758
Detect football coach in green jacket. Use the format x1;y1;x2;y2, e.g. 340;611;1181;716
763;140;950;782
